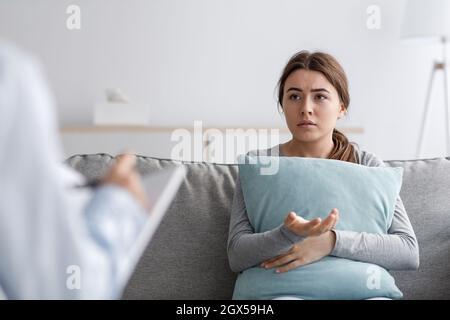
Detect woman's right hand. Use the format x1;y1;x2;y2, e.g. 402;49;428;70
283;208;339;237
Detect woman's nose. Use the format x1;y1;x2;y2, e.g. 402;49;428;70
299;100;313;115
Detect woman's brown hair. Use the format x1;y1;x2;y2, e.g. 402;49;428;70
277;50;358;164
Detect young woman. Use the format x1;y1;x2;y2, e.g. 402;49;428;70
227;51;419;296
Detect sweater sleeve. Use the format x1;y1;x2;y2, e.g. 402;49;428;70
227;177;304;273
330;150;420;270
84;184;147;296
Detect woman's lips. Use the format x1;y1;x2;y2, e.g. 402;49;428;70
297;123;317;128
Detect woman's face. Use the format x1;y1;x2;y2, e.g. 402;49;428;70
282;69;345;144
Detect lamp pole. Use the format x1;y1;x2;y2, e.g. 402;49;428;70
416;37;450;157
443;37;450;156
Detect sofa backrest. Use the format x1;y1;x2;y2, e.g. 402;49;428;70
66;154;450;300
386;158;450;299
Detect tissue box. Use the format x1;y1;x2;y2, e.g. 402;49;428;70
94;103;150;125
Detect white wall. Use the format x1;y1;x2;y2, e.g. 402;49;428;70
0;0;448;160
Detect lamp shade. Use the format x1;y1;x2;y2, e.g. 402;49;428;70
402;0;450;41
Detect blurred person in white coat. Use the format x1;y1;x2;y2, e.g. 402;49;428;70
0;42;150;299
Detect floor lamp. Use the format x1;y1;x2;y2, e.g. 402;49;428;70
401;0;450;158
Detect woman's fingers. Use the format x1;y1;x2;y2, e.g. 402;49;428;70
283;209;339;237
285;211;313;226
283;211;297;226
276;259;307;273
308;217;322;227
308;208;339;236
284;211;322;237
260;253;285;267
299;217;321;234
263;253;296;269
329;208;339;229
321;208;339;230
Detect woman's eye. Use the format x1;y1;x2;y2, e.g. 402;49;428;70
289;94;301;100
316;94;327;101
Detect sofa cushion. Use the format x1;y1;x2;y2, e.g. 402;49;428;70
66;154;450;300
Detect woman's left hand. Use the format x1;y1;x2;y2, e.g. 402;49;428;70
260;231;336;273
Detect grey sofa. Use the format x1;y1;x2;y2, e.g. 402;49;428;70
67;153;450;300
